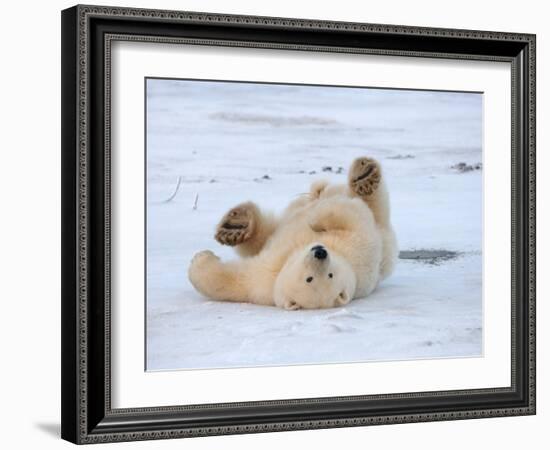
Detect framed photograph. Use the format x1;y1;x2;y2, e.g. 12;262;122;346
61;4;536;444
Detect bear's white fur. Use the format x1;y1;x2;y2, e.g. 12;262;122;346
188;157;398;309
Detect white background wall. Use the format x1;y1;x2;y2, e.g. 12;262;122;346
0;0;545;448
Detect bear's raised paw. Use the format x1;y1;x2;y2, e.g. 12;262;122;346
349;157;381;197
215;202;256;246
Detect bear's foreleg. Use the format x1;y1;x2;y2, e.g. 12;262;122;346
215;202;278;257
188;251;275;305
188;251;250;303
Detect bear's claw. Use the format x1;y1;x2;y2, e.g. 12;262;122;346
215;203;256;246
349;157;381;197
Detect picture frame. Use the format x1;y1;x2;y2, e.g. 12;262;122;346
61;4;536;444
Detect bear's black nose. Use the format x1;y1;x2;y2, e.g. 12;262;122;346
312;245;328;260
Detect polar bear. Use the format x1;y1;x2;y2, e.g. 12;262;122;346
188;157;398;310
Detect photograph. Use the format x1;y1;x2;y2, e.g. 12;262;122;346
59;4;536;443
145;78;483;371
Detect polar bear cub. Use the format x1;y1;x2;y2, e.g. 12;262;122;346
188;157;398;310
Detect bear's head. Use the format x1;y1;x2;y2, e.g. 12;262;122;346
274;243;357;310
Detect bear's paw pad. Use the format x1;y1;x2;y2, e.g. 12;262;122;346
215;204;255;246
349;157;381;197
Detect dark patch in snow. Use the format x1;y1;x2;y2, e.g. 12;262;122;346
399;249;460;265
322;166;344;173
253;174;272;182
451;162;482;173
308;170;317;175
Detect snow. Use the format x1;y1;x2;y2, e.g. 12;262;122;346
145;79;483;371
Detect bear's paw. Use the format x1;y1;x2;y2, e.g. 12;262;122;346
349;157;381;197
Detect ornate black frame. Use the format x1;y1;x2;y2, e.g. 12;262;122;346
61;4;536;444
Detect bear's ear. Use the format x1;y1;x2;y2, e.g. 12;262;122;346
284;298;301;310
336;290;351;306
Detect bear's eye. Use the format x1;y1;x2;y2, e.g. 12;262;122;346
306;276;313;283
328;273;333;278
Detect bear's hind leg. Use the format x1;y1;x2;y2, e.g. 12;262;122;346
215;202;278;257
348;157;390;228
348;157;398;278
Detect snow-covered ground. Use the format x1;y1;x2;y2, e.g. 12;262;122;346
145;79;483;371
